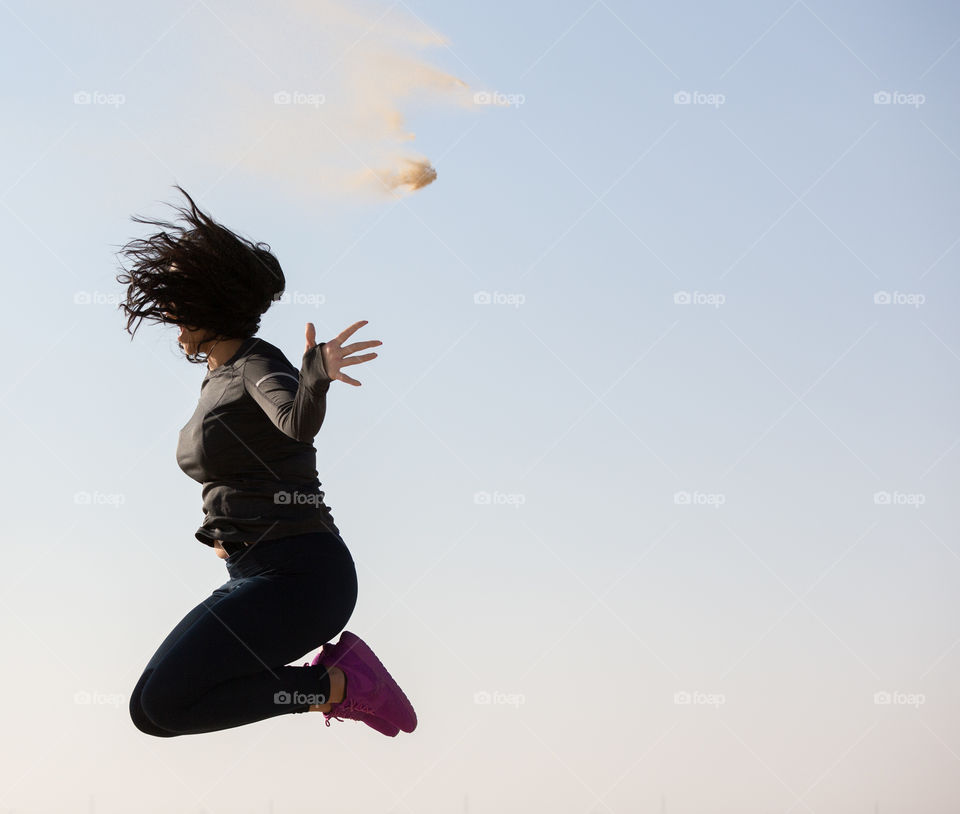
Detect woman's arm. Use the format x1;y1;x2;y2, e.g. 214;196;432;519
241;343;331;443
242;320;382;442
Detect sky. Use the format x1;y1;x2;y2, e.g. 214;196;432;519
1;0;959;811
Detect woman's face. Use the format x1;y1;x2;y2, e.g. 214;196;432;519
162;265;216;356
162;310;215;356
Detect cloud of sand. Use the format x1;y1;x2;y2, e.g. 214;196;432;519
198;0;480;199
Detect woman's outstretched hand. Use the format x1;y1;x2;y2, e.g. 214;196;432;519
305;320;382;387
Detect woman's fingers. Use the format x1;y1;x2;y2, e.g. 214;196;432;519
334;319;368;345
338;352;378;367
341;339;383;356
305;322;317;352
328;322;380;354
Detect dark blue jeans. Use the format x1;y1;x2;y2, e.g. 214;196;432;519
129;531;358;737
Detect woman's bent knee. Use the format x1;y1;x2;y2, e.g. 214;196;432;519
129;671;181;738
138;682;192;736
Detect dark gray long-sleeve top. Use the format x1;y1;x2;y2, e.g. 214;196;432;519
176;336;341;547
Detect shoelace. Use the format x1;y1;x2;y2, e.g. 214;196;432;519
306;653;384;728
323;696;379;727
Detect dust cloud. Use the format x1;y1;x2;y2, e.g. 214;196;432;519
365;157;438;192
196;0;480;199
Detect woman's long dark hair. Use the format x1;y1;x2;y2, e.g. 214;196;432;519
115;185;285;364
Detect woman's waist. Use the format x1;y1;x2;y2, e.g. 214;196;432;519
217;530;350;569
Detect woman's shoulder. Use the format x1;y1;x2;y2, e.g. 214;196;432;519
239;336;298;377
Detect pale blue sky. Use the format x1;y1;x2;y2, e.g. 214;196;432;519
1;1;959;812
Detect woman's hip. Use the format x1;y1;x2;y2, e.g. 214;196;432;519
223;530;355;579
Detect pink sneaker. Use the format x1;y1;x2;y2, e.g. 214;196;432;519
310;642;399;737
316;631;417;734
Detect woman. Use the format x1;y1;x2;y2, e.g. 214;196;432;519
115;185;416;738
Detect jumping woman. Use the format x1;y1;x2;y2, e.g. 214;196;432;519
116;186;417;738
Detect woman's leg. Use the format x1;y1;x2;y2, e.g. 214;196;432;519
129;581;237;736
132;539;357;736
